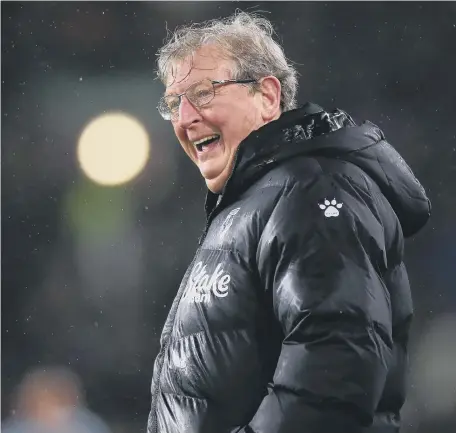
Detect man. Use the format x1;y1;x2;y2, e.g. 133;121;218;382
148;11;431;433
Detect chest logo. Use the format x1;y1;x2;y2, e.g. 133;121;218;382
319;198;343;217
184;261;231;303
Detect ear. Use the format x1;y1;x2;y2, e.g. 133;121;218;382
258;76;282;122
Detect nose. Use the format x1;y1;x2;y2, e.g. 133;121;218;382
176;96;201;129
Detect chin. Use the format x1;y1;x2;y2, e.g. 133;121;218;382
204;177;225;194
199;159;232;193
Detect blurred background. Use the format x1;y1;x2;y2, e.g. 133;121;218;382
2;2;455;433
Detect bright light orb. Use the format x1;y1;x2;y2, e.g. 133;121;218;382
77;112;150;186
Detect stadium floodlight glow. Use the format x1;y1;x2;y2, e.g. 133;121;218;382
77;112;150;186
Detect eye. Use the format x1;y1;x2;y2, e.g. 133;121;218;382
190;83;213;102
195;89;212;98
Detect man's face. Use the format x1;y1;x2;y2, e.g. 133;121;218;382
165;45;266;193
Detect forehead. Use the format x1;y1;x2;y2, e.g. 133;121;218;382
165;44;234;93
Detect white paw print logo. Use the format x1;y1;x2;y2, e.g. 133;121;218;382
319;198;343;217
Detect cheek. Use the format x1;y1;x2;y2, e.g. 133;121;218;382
202;99;260;143
237;105;262;136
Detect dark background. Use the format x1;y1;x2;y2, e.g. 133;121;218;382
2;2;456;432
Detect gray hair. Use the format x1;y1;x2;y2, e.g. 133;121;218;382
156;11;299;112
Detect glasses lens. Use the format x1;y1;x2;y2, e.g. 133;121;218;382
158;95;179;120
157;79;215;121
187;79;214;107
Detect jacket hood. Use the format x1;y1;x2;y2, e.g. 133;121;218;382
209;102;431;238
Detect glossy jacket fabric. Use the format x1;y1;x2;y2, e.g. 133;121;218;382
147;103;431;433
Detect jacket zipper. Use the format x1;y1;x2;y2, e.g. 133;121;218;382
150;146;242;433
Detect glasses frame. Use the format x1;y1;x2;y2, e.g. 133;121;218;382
157;78;257;121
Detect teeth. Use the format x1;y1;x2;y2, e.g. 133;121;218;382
192;135;219;146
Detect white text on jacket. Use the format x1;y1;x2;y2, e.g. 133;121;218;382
184;261;231;303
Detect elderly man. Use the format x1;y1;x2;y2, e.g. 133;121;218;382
147;11;431;433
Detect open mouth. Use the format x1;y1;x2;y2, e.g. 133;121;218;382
193;135;221;152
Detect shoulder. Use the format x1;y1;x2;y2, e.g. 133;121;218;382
257;158;385;242
239;153;387;244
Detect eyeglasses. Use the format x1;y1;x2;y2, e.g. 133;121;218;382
157;78;257;121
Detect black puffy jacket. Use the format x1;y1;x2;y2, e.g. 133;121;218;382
147;103;431;433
